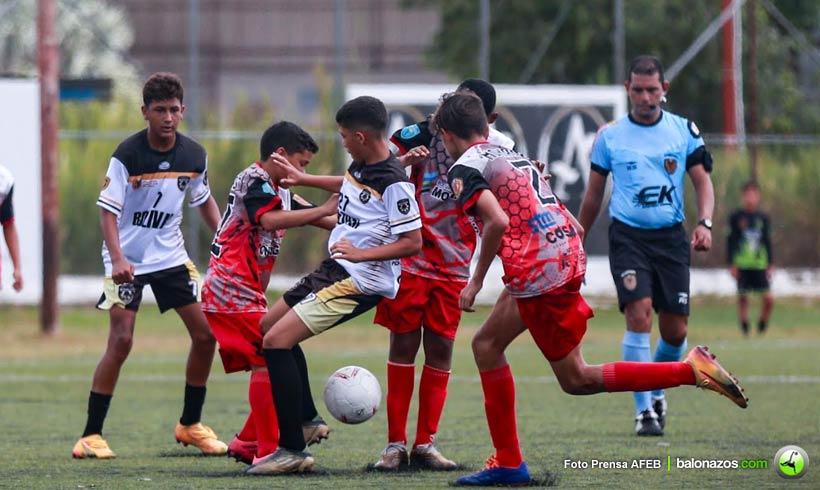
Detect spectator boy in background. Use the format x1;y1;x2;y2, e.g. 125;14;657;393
727;180;774;335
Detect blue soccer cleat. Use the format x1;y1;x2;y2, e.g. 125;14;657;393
454;455;531;486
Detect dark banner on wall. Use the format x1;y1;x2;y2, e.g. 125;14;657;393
347;84;626;255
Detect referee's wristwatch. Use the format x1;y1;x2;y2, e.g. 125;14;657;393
697;218;713;230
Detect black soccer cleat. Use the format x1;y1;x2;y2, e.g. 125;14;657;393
635;409;663;436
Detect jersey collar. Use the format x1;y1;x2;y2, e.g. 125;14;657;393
628;110;664;127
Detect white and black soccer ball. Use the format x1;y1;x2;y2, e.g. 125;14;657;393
323;366;381;424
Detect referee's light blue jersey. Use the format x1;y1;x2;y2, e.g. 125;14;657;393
590;111;706;229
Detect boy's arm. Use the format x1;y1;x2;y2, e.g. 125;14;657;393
259;195;338;231
197;195;222;233
0;185;22;291
2;223;22;291
270;153;344;192
460;190;509;312
577;170;607;246
310;215;337;231
688;164;715;252
100;208;134;284
329;229;421;263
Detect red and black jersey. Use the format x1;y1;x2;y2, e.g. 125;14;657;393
390;119;514;282
203;162;300;313
449;143;586;297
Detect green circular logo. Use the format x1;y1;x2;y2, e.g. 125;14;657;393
775;445;809;479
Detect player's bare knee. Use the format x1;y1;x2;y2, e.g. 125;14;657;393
190;329;216;348
471;334;494;358
107;333;133;363
262;328;291;350
625;300;652;332
422;334;454;368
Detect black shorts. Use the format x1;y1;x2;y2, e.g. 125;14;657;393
96;262;201;314
283;259;382;335
737;269;770;293
609;219;690;315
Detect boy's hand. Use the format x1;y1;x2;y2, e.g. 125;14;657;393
398;145;430;167
270;153;302;188
112;258;135;284
459;277;483;312
330;238;366;263
12;268;22;291
321;194;340;214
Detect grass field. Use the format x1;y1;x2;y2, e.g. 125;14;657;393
0;296;818;489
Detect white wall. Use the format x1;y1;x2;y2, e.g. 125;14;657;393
0;79;42;304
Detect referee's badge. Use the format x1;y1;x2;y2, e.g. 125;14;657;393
664;157;677;174
117;283;136;305
621;270;637;291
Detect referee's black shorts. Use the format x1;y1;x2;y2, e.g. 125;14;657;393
608;219;690;315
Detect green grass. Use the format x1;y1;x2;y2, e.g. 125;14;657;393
1;297;818;489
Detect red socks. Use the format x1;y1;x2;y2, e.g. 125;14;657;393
249;369;279;457
480;365;522;468
237;412;256;442
386;362;415;444
414;364;451;447
602;361;696;392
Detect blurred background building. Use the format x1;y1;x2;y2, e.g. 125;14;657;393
111;0;447;123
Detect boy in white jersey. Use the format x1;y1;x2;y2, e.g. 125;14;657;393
432;92;747;487
73;73;226;459
244;96;422;475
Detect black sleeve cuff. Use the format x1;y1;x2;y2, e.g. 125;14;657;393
686;145;713;172
590;163;610;176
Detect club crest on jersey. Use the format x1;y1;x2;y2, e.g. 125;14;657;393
177;176;190;191
359;189;371;204
664;157;677;174
101;177;110;190
158;161;171;171
117;283;136;305
397;198;411;215
451;178;464;198
621;270;637;291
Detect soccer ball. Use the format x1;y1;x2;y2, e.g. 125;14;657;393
323;366;381;424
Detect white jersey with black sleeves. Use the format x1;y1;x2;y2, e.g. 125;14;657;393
96;129;211;276
329;155;421;298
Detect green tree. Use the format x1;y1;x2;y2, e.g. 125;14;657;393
0;0;139;91
416;0;820;134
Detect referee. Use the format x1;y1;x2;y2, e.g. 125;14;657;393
578;55;715;437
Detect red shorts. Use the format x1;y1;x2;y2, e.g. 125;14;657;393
515;276;593;362
374;272;465;340
204;311;266;373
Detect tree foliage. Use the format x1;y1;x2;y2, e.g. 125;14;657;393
417;0;820;134
0;0;139;90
